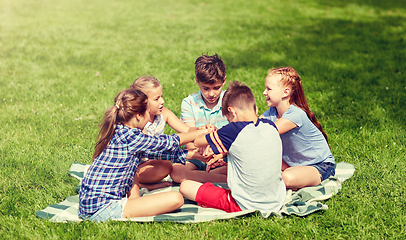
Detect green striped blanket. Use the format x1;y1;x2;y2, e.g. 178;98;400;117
36;162;354;223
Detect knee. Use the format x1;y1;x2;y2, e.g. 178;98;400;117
169;191;184;209
162;161;173;173
153;161;173;175
281;171;295;189
170;164;186;183
179;181;185;195
178;180;189;195
179;180;198;201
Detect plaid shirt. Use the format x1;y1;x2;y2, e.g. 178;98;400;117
180;90;229;129
78;124;187;218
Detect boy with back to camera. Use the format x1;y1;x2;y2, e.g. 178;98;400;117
179;81;286;214
170;54;229;183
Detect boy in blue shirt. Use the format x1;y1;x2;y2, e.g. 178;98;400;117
170;54;229;183
179;81;286;214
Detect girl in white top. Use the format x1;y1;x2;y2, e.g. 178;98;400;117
261;67;335;190
131;76;211;190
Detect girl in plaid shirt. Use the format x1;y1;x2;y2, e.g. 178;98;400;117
79;89;207;222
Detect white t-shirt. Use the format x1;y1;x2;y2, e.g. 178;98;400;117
205;119;286;214
144;114;165;137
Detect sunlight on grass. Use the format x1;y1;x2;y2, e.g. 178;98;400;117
1;0;405;238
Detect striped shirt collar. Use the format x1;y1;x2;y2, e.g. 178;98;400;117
195;90;225;111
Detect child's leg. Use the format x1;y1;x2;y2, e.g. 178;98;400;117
127;177;141;200
170;162;194;183
179;180;202;201
173;162;198;171
137;160;172;183
122;191;184;218
281;166;321;191
180;180;241;213
135;160;173;190
210;165;227;175
171;163;227;183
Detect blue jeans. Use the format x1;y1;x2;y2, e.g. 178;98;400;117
88;198;127;222
312;162;335;181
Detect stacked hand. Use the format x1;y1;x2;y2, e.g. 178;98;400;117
198;145;213;158
193;124;227;171
206;153;227;172
197;123;217;133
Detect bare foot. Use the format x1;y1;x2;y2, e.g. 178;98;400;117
139;181;173;191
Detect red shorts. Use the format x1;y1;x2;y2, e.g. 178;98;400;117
195;182;242;213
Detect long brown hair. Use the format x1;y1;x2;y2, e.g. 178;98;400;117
268;67;329;143
92;89;148;160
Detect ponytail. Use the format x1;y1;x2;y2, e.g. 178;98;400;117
92;89;148;160
268;67;329;144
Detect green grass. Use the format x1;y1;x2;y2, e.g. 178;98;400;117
1;0;405;238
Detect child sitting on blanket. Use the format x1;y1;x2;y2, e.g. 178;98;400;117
261;67;335;190
79;89;208;222
130;76;214;190
179;81;286;214
170;53;230;184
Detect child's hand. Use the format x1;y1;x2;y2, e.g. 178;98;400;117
187;148;206;162
201;146;214;158
198;147;205;156
206;154;227;172
196;128;209;135
197;146;214;161
198;124;217;133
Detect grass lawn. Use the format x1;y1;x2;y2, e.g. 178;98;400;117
1;0;405;238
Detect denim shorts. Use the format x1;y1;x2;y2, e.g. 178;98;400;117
88;197;127;223
312;162;335;181
188;159;207;171
188;156;228;171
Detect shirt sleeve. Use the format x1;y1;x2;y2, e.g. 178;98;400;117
143;146;187;164
205;123;241;155
282;106;304;127
180;96;195;124
261;107;277;122
127;132;187;164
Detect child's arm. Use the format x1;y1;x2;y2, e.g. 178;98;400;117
187;124;217;150
194;134;209;148
164;108;217;133
177;129;208;146
186;148;208;162
183;122;197;149
274;118;297;134
162;107;191;133
179;97;200;149
162;107;201;149
196;129;229;169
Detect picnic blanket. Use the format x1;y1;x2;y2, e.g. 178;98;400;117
36;162;355;223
